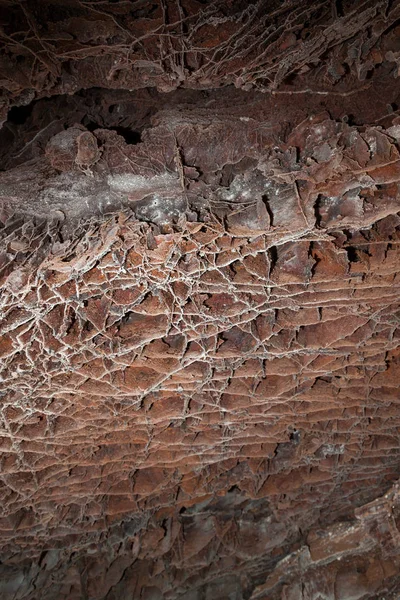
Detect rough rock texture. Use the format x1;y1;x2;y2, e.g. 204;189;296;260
1;1;400;599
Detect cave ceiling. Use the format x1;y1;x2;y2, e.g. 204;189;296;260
1;1;400;599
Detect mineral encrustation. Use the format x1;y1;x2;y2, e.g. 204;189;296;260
1;1;400;599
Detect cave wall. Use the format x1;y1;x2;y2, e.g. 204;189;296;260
1;1;400;599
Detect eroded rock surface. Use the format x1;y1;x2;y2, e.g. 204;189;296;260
1;1;400;599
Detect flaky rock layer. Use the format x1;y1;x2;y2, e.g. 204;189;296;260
1;1;400;599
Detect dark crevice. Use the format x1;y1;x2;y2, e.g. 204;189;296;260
314;195;323;228
309;242;321;277
81;117;142;144
261;195;274;226
346;247;359;263
335;0;344;17
268;246;278;273
7;103;34;125
341;113;356;126
113;128;142;145
289;429;301;444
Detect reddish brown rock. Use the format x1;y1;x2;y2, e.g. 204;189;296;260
1;1;400;599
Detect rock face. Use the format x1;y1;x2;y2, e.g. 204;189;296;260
1;1;400;599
